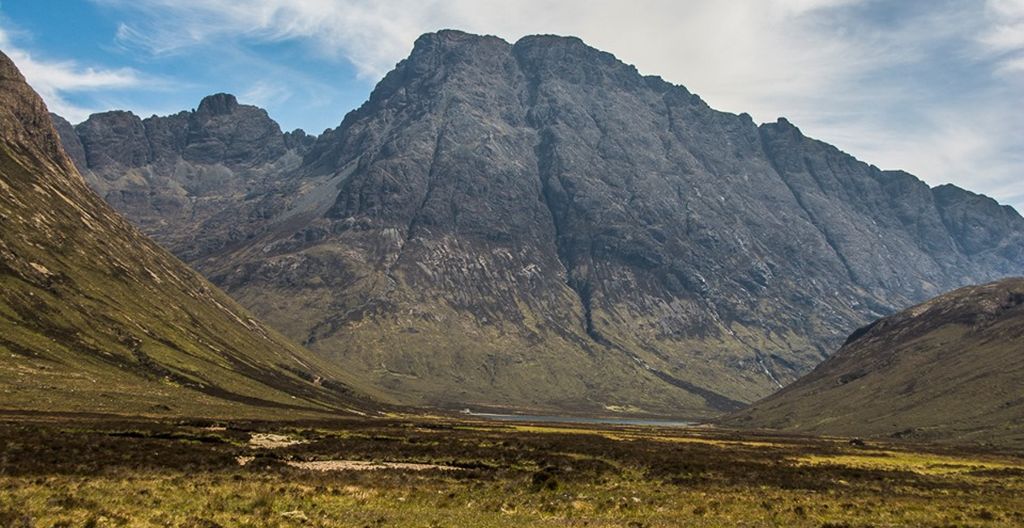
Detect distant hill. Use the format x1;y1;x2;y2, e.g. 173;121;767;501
0;49;381;419
724;278;1024;448
53;30;1024;418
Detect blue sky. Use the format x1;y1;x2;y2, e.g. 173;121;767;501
0;0;369;134
1;0;1022;210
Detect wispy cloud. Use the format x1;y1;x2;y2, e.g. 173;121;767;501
979;0;1024;76
82;0;1024;210
240;80;293;109
0;24;143;122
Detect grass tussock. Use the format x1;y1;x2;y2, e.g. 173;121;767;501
0;417;1022;527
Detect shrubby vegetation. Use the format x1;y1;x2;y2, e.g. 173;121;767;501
1;417;1022;527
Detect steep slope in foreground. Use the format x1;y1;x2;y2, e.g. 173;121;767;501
725;278;1024;447
0;50;380;419
57;31;1024;418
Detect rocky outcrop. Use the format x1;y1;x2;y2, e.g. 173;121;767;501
933;184;1024;266
54;94;316;263
53;31;1024;418
48;113;86;169
1;49;379;417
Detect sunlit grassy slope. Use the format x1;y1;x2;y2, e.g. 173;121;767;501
0;49;382;419
726;278;1024;448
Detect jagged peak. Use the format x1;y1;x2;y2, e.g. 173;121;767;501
407;30;512;65
414;29;508;48
513;33;629;68
514;33;587;48
932;183;990;206
932;183;1023;218
197;93;240;116
762;117;802;135
80;109;143;124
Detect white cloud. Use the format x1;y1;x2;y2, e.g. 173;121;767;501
101;0;878;86
240;80;293;109
980;0;1024;79
91;0;1024;210
0;25;143;122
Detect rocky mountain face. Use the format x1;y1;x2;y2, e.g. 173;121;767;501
724;278;1024;448
52;93;316;264
54;31;1024;418
0;50;378;418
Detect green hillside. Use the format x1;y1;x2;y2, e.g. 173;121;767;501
0;50;382;419
725;278;1024;448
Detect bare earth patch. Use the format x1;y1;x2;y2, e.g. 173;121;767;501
286;460;460;472
248;432;305;449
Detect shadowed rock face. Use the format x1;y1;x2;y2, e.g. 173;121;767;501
59;93;315;263
0;50;378;418
54;30;1024;418
724;278;1024;448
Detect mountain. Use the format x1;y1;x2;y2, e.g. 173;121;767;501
53;31;1024;418
50;93;316;265
724;278;1024;447
0;49;380;419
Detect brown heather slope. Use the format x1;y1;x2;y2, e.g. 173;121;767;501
724;278;1024;448
0;50;382;419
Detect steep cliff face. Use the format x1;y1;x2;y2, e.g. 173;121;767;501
724;278;1024;448
55;31;1024;417
932;184;1024;269
0;50;378;418
61;94;315;264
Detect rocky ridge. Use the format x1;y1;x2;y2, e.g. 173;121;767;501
54;31;1024;417
53;93;316;263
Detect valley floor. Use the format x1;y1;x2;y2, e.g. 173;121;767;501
0;415;1022;527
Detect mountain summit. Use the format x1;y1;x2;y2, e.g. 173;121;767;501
0;49;377;418
54;31;1024;417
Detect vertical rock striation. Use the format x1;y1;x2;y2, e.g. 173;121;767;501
53;31;1024;417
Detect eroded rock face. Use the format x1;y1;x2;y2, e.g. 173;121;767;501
54;31;1024;417
48;113;86;170
58;94;314;263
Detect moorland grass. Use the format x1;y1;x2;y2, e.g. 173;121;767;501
0;417;1022;527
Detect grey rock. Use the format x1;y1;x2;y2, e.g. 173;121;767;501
48;113;86;170
53;30;1024;417
77;110;151;170
52;93;313;263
